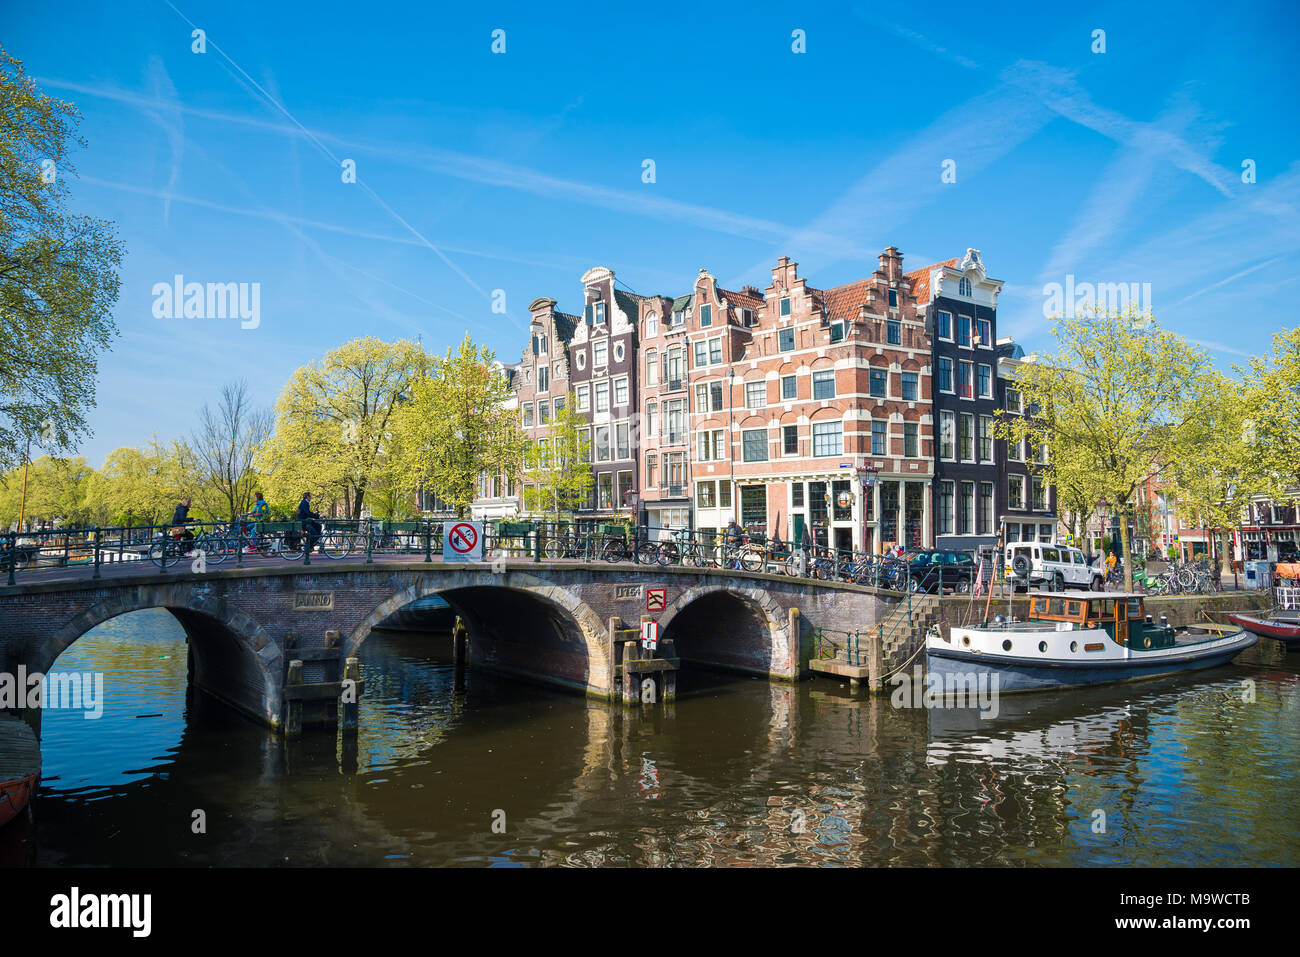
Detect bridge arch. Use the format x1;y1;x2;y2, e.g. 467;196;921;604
343;569;611;695
34;583;281;725
658;581;795;678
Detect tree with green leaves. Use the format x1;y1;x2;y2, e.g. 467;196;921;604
996;309;1219;591
0;47;123;470
392;336;527;518
257;336;428;519
1241;326;1300;501
191;379;271;521
521;394;592;518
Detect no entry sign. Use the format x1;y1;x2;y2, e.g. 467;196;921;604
443;521;483;562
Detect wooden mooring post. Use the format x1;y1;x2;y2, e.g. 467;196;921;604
612;616;679;707
283;630;365;737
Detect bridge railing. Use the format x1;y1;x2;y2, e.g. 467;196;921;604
4;516;979;596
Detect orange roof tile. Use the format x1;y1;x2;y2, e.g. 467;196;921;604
904;258;959;303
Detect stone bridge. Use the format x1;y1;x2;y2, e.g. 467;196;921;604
0;560;898;733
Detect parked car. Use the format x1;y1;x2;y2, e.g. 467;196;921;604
1006;542;1104;592
905;550;976;594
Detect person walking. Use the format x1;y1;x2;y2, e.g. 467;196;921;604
297;492;323;555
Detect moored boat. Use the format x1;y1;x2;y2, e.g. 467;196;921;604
926;592;1256;694
1227;585;1300;650
0;714;40;829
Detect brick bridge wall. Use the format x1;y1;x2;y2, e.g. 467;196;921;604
0;561;897;731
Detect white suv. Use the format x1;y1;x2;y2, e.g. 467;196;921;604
1005;542;1104;592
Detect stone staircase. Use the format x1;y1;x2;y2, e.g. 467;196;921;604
829;594;942;680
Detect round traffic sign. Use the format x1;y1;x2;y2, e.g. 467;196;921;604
448;522;478;553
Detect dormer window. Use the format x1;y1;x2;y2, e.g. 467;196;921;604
646;312;658;337
741;308;754;327
829;321;845;344
959;277;973;297
672;309;685;326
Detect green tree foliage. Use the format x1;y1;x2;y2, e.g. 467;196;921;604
392;336;527;518
996;310;1219;591
521;394;592;517
257;337;428;519
0;48;123;470
1242;326;1300;499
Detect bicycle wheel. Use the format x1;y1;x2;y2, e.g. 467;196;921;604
196;533;231;565
659;542;680;566
280;530;305;561
543;537;567;560
603;540;624;563
636;541;661;565
320;530;352;559
739;547;763;573
148;540;179;569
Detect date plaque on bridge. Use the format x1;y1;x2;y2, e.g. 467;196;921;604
294;591;335;611
614;585;642;601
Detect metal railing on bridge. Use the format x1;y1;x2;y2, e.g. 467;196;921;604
2;518;991;596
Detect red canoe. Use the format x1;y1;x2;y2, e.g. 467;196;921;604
1226;613;1300;647
0;715;40;829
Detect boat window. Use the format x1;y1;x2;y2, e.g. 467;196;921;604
1033;598;1048;615
1048;598;1067;616
1090;599;1116;618
1127;599;1142;618
1067;601;1082;617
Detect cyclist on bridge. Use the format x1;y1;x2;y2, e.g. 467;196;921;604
170;498;195;545
297;492;323;555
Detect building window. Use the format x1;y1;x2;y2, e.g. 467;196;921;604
598;473;613;508
580;428;592;463
617;471;632;506
781;375;797;400
698;429;725;461
1008;435;1024;461
616;422;630;459
939;411;955;459
741;486;767;526
889;288;898;309
742;429;768;462
813;370;836;400
979;415;992;461
958;360;973;398
938;311;952;340
976;318;991;347
709;382;723;412
872;419;887;455
869;367;887;398
978;363;992;398
593;340;608;367
979;483;993;535
746;380;766;409
829;321;845;343
779;296;790;317
792;482;804;507
645;313;658;338
783;425;798;455
538;367;549;392
901;371;918;401
522;404;533;428
666;349;683;387
887;320;901;345
1032;477;1047;510
958;316;971;347
812;421;842;457
646;454;657;488
595;426;611;462
614;341;625;363
595;383;609;413
1008;474;1025;510
958;277;972;297
700;304;712;327
665;400;685;444
614;377;628;407
904;422;918;458
719;481;732;508
940;481;954;535
593;301;606;324
694;383;708;412
741;308;754;327
538;400;550;424
576;350;586;371
645;350;658;385
554;396;565;414
709;339;722;364
959;413;974;461
938;357;953;393
697;481;716;508
694;341;708;368
778;327;794;352
1006;386;1022;412
957;482;973;535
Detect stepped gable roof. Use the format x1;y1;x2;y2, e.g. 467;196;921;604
904;258;960;303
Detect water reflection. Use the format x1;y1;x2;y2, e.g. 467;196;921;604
4;609;1297;867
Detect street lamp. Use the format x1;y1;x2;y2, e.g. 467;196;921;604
856;465;880;553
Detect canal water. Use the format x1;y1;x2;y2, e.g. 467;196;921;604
6;608;1299;867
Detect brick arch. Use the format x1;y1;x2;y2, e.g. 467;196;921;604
656;582;793;677
809;406;843;424
341;569;611;693
36;583;278;680
808;355;834;371
869;353;891;367
900;356;922;371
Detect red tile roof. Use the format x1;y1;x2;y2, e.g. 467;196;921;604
904;258;959;303
718;286;765;313
822;278;874;318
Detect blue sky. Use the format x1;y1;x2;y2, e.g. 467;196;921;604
5;0;1298;467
